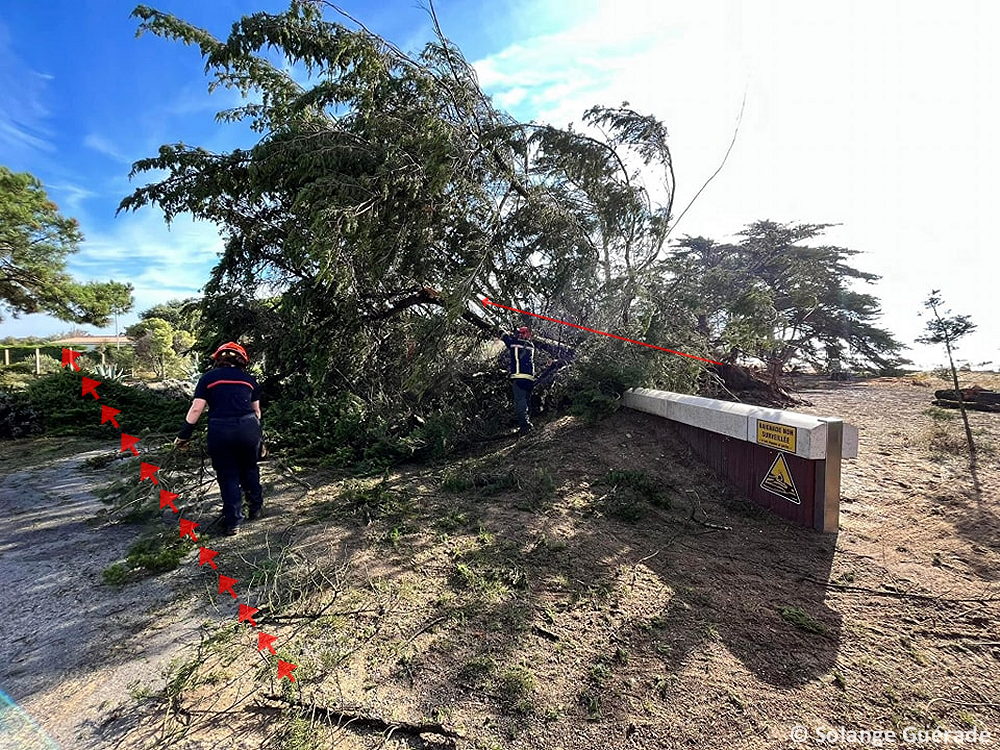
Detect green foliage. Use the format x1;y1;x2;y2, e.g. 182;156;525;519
497;666;536;714
917;291;977;349
276;716;322;750
0;390;42;439
268;390;377;468
458;656;495;687
602;469;669;507
337;477;403;524
923;406;957;423
440;468;472;493
527;467;556;504
138;298;203;334
667;222;906;373
127;316;196;379
101;563;130;586
102;533;193;584
126;533;194;573
92;363;129;383
22;369;187;437
779;605;827;635
119;4;696;468
594;468;670;521
550;335;698;422
918;291;978;462
450;534;527;599
0;166;133;324
113;5;910;472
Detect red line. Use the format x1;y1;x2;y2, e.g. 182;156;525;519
483;298;723;366
206;380;254;389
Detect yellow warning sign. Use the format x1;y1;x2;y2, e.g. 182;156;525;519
760;453;801;504
756;420;797;453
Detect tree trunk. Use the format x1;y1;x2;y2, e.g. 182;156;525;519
944;335;977;464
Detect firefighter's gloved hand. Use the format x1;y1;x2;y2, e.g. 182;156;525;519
176;420;195;447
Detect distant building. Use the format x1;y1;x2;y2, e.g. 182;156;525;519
49;334;133;349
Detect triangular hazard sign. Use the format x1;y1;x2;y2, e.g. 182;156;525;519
760;453;800;504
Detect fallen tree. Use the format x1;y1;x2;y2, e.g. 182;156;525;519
934;387;1000;413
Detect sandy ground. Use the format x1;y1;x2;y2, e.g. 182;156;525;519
1;374;998;749
0;448;205;749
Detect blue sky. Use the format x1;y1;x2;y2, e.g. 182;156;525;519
1;0;998;369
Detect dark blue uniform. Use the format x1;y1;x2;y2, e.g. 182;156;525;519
193;367;263;530
502;333;535;433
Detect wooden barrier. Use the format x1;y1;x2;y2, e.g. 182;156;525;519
622;388;858;533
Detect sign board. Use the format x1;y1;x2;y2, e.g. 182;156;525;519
756;420;797;453
760;453;801;504
622;388;849;532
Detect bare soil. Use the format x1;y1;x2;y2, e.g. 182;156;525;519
2;374;998;750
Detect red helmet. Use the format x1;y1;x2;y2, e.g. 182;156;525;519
212;341;248;364
517;326;531;339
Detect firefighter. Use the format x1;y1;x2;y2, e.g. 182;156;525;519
174;342;263;536
501;325;537;434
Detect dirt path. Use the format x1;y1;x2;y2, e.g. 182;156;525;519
0;446;203;749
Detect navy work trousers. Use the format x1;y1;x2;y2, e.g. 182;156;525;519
207;414;263;530
511;379;534;433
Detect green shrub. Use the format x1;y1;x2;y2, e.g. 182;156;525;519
102;562;130;586
497;666;536;714
0;390;43;439
24;370;187;437
547;336;699;422
92;363;129;383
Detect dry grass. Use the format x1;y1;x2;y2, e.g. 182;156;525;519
96;375;1000;749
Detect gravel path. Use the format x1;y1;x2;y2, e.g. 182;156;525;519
0;450;202;749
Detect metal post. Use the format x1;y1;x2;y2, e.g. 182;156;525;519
35;347;41;376
814;418;843;533
3;349;8;366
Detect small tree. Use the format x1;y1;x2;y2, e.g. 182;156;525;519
128;316;195;380
917;290;978;463
139;297;202;334
103;281;136;349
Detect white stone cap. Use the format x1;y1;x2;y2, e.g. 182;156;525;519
623;388;858;460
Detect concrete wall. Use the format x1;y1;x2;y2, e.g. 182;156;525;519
622;388;854;533
623;388;858;459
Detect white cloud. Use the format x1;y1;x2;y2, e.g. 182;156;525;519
0;22;54;158
61;210;223;331
471;0;1000;369
46;182;99;216
83;133;131;164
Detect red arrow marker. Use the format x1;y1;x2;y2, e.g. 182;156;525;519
159;490;179;513
61;349;82;371
218;575;239;599
81;377;102;400
238;604;259;627
199;547;218;570
100;405;121;428
277;660;298;682
179;518;199;541
139;462;159;484
258;632;277;655
120;434;140;456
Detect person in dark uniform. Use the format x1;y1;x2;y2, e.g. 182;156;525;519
174;342;263;536
501;326;536;434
